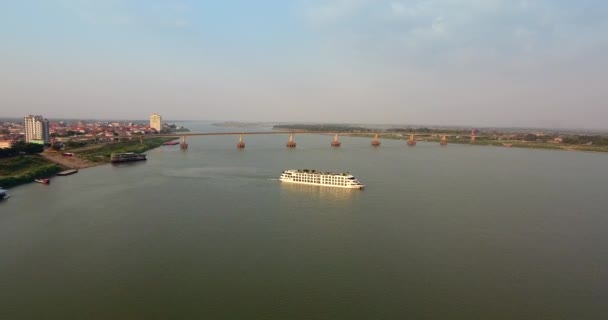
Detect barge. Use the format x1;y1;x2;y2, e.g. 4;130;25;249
57;169;78;176
110;152;147;163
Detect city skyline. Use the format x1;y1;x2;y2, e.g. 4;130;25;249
1;1;607;129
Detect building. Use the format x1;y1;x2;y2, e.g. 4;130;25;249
24;115;50;144
150;113;162;132
0;140;14;149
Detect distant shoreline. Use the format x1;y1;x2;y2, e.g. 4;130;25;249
274;125;608;153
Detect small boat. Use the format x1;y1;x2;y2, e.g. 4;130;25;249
35;179;51;185
0;188;9;200
57;169;79;176
62;152;74;157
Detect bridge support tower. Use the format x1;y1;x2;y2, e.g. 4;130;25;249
371;133;381;147
440;135;448;146
286;133;296;148
331;133;341;147
237;134;245;149
407;134;416;146
180;136;188;150
470;129;476;143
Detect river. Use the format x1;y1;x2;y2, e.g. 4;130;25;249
1;122;607;319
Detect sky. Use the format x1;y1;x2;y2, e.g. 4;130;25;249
0;0;607;129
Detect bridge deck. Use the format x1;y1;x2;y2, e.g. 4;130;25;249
70;131;483;140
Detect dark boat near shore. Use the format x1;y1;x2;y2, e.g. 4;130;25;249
110;153;147;163
0;188;9;200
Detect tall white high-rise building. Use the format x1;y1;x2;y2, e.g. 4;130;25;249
150;113;162;132
24;115;50;144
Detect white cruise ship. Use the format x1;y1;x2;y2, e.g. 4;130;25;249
279;169;365;189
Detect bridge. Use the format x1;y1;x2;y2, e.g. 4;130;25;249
64;130;482;149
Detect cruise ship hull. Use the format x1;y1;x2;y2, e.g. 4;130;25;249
279;178;364;189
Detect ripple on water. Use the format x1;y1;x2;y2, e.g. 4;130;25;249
162;166;267;179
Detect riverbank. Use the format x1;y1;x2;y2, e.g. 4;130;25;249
1;137;176;189
41;151;96;169
349;132;608;152
298;129;608;153
69;137;175;163
434;138;608;152
0;156;63;188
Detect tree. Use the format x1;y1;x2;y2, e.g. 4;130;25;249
21;143;44;154
0;142;44;158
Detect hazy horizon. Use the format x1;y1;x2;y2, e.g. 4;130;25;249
1;1;607;130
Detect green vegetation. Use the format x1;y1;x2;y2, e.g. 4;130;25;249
75;137;175;163
64;141;88;149
562;135;608;146
0;156;63;188
0;142;44;158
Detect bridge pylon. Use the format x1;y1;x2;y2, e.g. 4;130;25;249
286;133;296;148
371;133;381;147
331;133;341;147
440;135;448;146
237;134;245;149
180;135;188;150
407;134;416;146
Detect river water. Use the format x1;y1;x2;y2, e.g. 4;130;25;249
1;122;607;319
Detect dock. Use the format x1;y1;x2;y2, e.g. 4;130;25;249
57;169;79;176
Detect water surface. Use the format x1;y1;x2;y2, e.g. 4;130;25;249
1;122;607;319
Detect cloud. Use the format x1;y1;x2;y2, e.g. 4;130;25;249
302;0;608;66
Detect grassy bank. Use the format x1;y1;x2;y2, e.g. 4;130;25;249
279;124;608;153
351;133;608;152
427;138;608;152
74;137;176;163
0;156;63;188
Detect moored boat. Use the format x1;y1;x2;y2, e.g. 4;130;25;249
57;169;78;176
0;188;9;200
279;169;365;189
110;152;147;163
35;178;51;185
